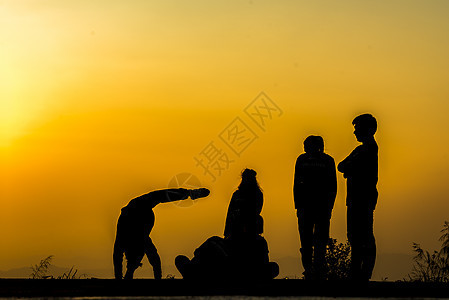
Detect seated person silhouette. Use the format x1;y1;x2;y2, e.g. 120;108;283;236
175;216;278;280
293;135;337;279
175;169;278;280
225;214;279;281
224;168;264;237
113;188;210;280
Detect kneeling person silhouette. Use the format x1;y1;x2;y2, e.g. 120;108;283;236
113;188;210;279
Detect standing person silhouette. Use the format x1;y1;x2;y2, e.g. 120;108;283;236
113;187;209;280
338;114;378;281
294;135;337;279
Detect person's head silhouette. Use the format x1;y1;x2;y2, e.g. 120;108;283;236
303;135;324;154
352;114;377;143
241;168;257;183
238;168;262;192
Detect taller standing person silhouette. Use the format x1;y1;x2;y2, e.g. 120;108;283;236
338;114;378;281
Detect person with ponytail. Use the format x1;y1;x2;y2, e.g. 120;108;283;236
224;168;264;238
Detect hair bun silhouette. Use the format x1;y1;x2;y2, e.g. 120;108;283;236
241;168;257;179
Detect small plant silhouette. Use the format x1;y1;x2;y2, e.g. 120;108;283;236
407;221;449;283
325;238;351;280
57;266;84;279
30;255;86;279
30;255;54;279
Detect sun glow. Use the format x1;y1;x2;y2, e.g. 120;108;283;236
2;0;449;280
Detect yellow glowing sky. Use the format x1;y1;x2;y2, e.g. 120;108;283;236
2;1;449;279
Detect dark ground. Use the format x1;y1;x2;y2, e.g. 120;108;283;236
0;279;448;298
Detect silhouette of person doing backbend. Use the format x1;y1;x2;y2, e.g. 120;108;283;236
113;188;209;279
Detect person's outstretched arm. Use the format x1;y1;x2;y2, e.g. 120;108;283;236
144;237;162;280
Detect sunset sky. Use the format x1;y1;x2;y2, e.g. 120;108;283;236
2;0;449;279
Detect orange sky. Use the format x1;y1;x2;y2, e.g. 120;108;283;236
2;1;449;279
